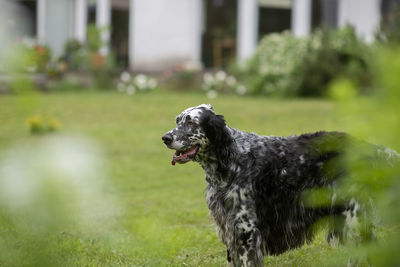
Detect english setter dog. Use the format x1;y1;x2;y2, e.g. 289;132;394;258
162;104;398;267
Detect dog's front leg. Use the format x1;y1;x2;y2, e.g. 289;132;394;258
230;227;263;267
228;209;264;267
227;249;234;267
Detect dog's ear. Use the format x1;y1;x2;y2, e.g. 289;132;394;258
200;110;232;153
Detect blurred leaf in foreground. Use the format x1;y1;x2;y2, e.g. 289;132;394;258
324;46;400;266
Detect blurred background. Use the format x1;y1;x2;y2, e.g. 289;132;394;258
0;0;399;96
0;0;400;266
1;0;396;68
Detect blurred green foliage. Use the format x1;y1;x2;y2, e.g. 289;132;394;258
319;46;400;266
376;6;400;45
60;24;115;89
201;70;247;98
296;27;370;97
238;31;307;96
117;72;158;95
239;27;370;98
26;115;62;134
0;136;118;266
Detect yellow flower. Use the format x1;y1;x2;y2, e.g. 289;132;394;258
26;116;62;134
27;115;44;134
48;118;62;132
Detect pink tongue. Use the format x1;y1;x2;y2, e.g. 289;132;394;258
171;151;189;166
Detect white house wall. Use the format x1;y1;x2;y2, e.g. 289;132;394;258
338;0;380;43
45;0;74;55
130;0;202;71
291;0;312;37
37;0;46;44
74;0;87;43
237;0;259;63
97;0;111;55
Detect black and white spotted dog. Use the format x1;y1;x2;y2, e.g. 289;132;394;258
162;104;398;267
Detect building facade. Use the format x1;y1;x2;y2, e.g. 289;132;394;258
5;0;393;71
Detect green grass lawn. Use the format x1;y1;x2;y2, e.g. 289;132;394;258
0;91;358;266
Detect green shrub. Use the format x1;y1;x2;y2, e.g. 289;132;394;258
116;72;158;95
31;44;52;73
60;24;116;89
239;31;307;96
3;40;52;74
26;115;62;134
161;62;202;91
61;39;86;70
318;46;400;267
375;6;400;45
239;27;371;98
201;71;246;99
296;27;370;97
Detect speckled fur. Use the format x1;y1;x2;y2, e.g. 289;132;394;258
163;105;397;267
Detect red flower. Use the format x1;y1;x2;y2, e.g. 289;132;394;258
34;45;46;56
90;53;105;69
163;69;173;78
174;64;183;71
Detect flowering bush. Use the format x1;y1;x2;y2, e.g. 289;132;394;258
239;27;370;97
60;25;115;89
27;115;62;134
202;70;246;99
296;27;370;97
11;38;53;74
45;59;68;79
117;72;158;95
162;61;202;90
32;44;52;72
61;39;86;70
4;38;69;80
240;31;308;96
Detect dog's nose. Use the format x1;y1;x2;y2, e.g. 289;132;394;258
162;133;173;145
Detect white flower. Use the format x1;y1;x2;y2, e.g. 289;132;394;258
183;61;202;72
226;76;237;87
117;82;125;92
215;70;227;81
203;73;214;85
206;90;217;99
202;83;210;91
0;136;120;233
126;85;136;95
26;65;37;73
21;37;37;47
120;71;131;83
135;74;147;90
147;78;158;89
236;85;247;95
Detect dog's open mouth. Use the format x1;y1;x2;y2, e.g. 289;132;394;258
171;145;199;166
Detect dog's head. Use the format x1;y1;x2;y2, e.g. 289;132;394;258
162;104;230;165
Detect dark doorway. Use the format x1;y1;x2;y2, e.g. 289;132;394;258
111;7;129;68
381;0;400;24
258;7;291;39
311;0;322;29
201;0;238;69
17;0;37;37
312;0;338;30
88;2;96;24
